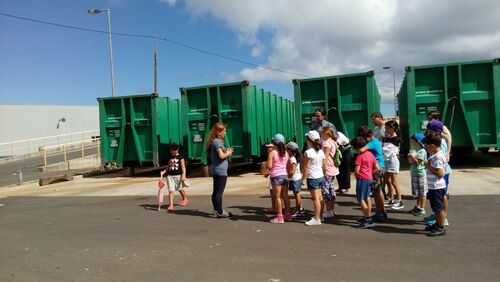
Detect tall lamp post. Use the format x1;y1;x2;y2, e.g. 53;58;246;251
383;66;397;117
88;8;116;97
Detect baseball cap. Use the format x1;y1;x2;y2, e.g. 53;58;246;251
411;133;425;147
427;120;444;133
272;133;285;144
286;142;298;151
305;130;320;141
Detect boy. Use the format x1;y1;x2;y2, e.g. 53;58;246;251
357;126;387;222
160;143;188;212
351;136;380;228
422;134;447;236
407;133;427;217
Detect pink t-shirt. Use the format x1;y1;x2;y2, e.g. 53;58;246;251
323;138;340;177
355;151;377;180
270;150;289;178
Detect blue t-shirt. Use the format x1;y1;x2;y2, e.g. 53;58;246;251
210;138;228;176
367;138;384;168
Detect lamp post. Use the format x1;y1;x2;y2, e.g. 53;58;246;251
88;8;116;97
383;66;397;117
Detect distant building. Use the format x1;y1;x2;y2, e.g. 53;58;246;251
0;104;99;143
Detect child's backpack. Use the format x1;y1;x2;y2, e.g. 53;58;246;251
330;144;342;167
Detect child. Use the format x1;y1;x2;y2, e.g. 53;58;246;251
160;143;188;212
382;120;404;210
356;126;387;222
302;130;326;226
286;142;304;217
407;133;427;216
262;143;276;214
267;134;291;223
320;127;339;219
422;133;448;237
351;136;380;228
425;120;451;226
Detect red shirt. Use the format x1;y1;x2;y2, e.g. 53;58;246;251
355;151;377;180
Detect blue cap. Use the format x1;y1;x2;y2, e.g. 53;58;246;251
272;133;285;144
411;133;425;147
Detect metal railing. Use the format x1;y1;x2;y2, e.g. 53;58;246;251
0;129;100;161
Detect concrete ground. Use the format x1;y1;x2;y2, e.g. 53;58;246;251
1;153;500;281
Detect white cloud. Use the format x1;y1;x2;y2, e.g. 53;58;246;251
173;0;500;102
159;0;178;7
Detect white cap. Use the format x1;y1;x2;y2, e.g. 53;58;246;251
305;130;320;141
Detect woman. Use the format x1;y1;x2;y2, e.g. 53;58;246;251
206;122;234;218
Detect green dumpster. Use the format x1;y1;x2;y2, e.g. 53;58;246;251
98;94;182;168
398;58;500;152
180;81;295;165
293;71;381;146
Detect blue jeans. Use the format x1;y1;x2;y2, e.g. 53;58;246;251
212;175;227;214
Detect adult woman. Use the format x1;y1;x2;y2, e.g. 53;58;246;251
206;122;234;218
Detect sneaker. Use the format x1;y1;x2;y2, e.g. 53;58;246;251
391;200;404;210
217;211;231;218
358;218;375;229
408;206;419;214
283;212;293;221
384;199;394;208
305;218;322;226
167;205;174;212
372;212;388;222
427;227;447;237
179;199;189;206
292;208;305;217
322;210;335;219
415;208;427;217
424;214;435;222
270;215;284;224
444;218;449;226
425;223;438;231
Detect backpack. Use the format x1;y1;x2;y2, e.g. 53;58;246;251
330;143;342;167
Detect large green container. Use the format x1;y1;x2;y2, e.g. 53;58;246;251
97;94;182;168
293;71;381;146
398;58;500;152
180;81;295;165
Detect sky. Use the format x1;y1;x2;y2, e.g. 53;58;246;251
1;0;499;117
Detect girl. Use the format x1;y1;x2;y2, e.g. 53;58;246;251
267;134;291;223
286;142;304;217
206;122;234;218
302;130;326;226
320;127;339;219
382;120;404;210
160;143;188;212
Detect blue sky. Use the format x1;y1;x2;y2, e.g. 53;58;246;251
1;0;499;117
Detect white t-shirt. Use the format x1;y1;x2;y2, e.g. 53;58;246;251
373;125;386;140
289;156;302;181
336;131;350;146
426;150;447;190
304;148;325;179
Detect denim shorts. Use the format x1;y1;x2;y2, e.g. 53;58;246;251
356;179;372;201
270;175;289;187
427;189;446;213
288;179;302;192
307;177;324;190
322;175;336;201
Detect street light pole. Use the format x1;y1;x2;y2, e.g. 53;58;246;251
383;66;397;117
88;8;116;97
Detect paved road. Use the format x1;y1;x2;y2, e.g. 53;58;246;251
0;145;98;187
0;194;499;282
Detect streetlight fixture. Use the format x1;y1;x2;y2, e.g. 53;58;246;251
88;8;116;97
383;66;397;117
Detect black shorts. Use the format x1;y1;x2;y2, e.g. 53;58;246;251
427;189;446;213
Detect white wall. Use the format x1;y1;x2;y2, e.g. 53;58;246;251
0;104;99;143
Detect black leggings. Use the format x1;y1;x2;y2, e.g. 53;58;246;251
212;175;227;214
336;149;352;189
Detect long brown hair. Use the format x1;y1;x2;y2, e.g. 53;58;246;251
206;122;227;152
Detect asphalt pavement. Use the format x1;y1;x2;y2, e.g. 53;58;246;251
1;193;499;282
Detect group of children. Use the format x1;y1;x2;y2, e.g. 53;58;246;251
156;111;451;237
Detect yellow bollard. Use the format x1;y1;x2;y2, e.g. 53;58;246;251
44;147;47;166
63;144;67;162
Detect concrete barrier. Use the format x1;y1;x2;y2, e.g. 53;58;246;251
40;155;101;172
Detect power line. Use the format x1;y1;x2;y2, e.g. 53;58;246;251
0;12;311;78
